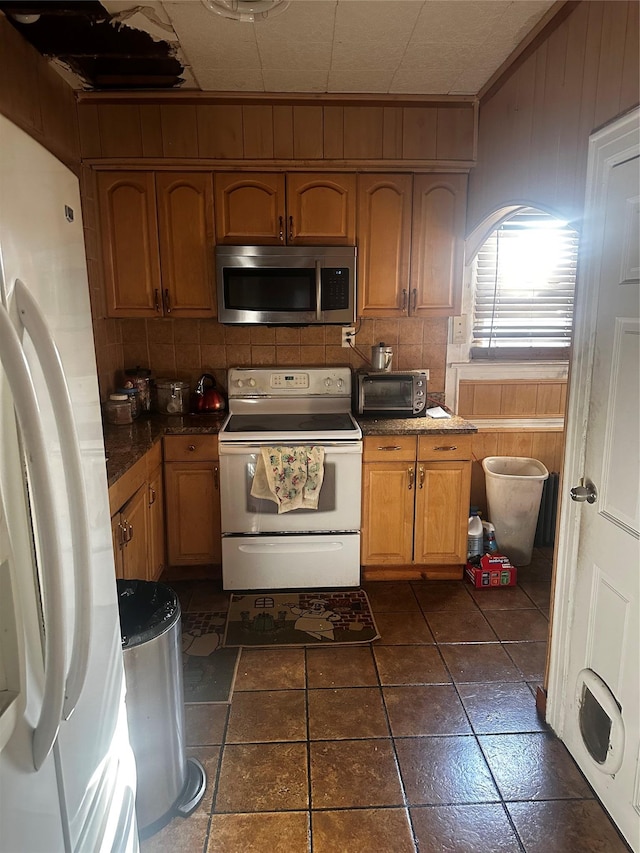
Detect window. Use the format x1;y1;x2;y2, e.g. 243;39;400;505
472;208;578;359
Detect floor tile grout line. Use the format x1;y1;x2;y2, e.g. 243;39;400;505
303;646;314;853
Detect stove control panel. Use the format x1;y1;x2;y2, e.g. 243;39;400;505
228;367;352;397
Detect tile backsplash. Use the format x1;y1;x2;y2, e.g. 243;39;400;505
95;316;448;401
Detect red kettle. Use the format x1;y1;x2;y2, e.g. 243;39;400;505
192;373;226;413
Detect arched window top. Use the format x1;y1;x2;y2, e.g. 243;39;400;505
472;207;579;360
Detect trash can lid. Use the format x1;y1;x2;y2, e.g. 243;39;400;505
116;579;181;649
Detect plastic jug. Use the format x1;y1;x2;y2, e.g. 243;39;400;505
467;512;483;559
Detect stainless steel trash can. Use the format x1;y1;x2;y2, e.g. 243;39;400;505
117;580;206;837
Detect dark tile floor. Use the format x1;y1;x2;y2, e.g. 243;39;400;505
142;549;629;852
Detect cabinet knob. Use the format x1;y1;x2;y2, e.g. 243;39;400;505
188;444;196;452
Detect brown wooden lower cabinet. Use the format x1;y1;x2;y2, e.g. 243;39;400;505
109;441;165;582
361;434;472;581
163;435;221;567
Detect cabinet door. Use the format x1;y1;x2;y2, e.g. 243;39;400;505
409;174;467;316
361;462;415;565
414;461;471;564
120;485;150;580
147;464;165;581
286;173;356;245
165;461;222;565
97;171;161;318
357;174;413;317
156;173;216;317
214;173;285;245
111;514;124;579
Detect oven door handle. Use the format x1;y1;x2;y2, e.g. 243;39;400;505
238;541;347;554
315;260;322;321
219;442;362;454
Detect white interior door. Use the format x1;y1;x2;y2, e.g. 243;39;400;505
548;109;639;851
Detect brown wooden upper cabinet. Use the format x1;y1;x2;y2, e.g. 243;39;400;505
357;173;467;318
97;171;216;318
214;172;356;246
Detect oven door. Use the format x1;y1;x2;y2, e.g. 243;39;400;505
219;442;362;533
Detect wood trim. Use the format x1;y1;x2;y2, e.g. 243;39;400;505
77;91;478;107
478;1;580;103
83;159;475;173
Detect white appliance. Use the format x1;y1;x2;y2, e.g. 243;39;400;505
218;367;362;590
0;116;138;851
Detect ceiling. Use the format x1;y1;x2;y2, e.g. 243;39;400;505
0;0;559;95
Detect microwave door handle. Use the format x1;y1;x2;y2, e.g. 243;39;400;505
315;261;322;321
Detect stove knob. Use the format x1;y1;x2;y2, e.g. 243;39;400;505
248;378;257;387
324;377;333;387
236;379;244;387
336;378;344;389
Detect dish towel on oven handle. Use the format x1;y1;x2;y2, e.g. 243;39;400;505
250;446;325;513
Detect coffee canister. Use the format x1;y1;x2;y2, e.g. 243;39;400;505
156;379;190;415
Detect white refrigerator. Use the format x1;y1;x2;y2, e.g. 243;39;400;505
0;115;139;851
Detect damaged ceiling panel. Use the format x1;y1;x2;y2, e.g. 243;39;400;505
0;0;191;89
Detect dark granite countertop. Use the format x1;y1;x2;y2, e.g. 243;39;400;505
357;414;477;436
104;411;477;488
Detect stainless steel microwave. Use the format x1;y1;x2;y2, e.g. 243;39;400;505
216;245;356;325
355;371;428;418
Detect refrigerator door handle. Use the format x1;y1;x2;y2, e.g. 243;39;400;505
0;304;67;770
14;280;92;721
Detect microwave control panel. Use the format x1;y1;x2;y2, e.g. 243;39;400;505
320;268;350;310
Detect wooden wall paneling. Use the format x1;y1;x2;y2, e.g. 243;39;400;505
541;22;570;212
593;0;628;129
343;106;384;159
139;105;163;157
457;382;475;416
382;107;403;159
402;107;437;159
558;4;589;214
197;105;243;158
531;431;564;473
536;382;565;416
501;383;538;417
473;383;503;417
620;0;640;113
436;106;474;161
512;52;537;197
273;105;294;158
470;432;499;515
98;105;143;158
242;105;274;158
497;431;534;458
78;105;102;158
323;106;344;159
292;106;323;159
161;105;198;157
0;20;41;136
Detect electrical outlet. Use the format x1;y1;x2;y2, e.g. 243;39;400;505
451;315;466;343
341;326;356;347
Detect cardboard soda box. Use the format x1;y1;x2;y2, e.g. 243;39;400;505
465;553;517;589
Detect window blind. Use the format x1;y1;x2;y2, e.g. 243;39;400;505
472;209;578;359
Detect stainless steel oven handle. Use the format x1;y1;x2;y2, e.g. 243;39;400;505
315;260;322;321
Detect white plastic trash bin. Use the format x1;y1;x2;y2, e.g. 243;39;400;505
482;456;549;566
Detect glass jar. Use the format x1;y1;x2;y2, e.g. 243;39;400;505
124;366;152;414
117;387;140;419
106;394;133;425
155;380;190;415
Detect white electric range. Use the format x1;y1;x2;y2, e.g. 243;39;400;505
218;367;362;590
